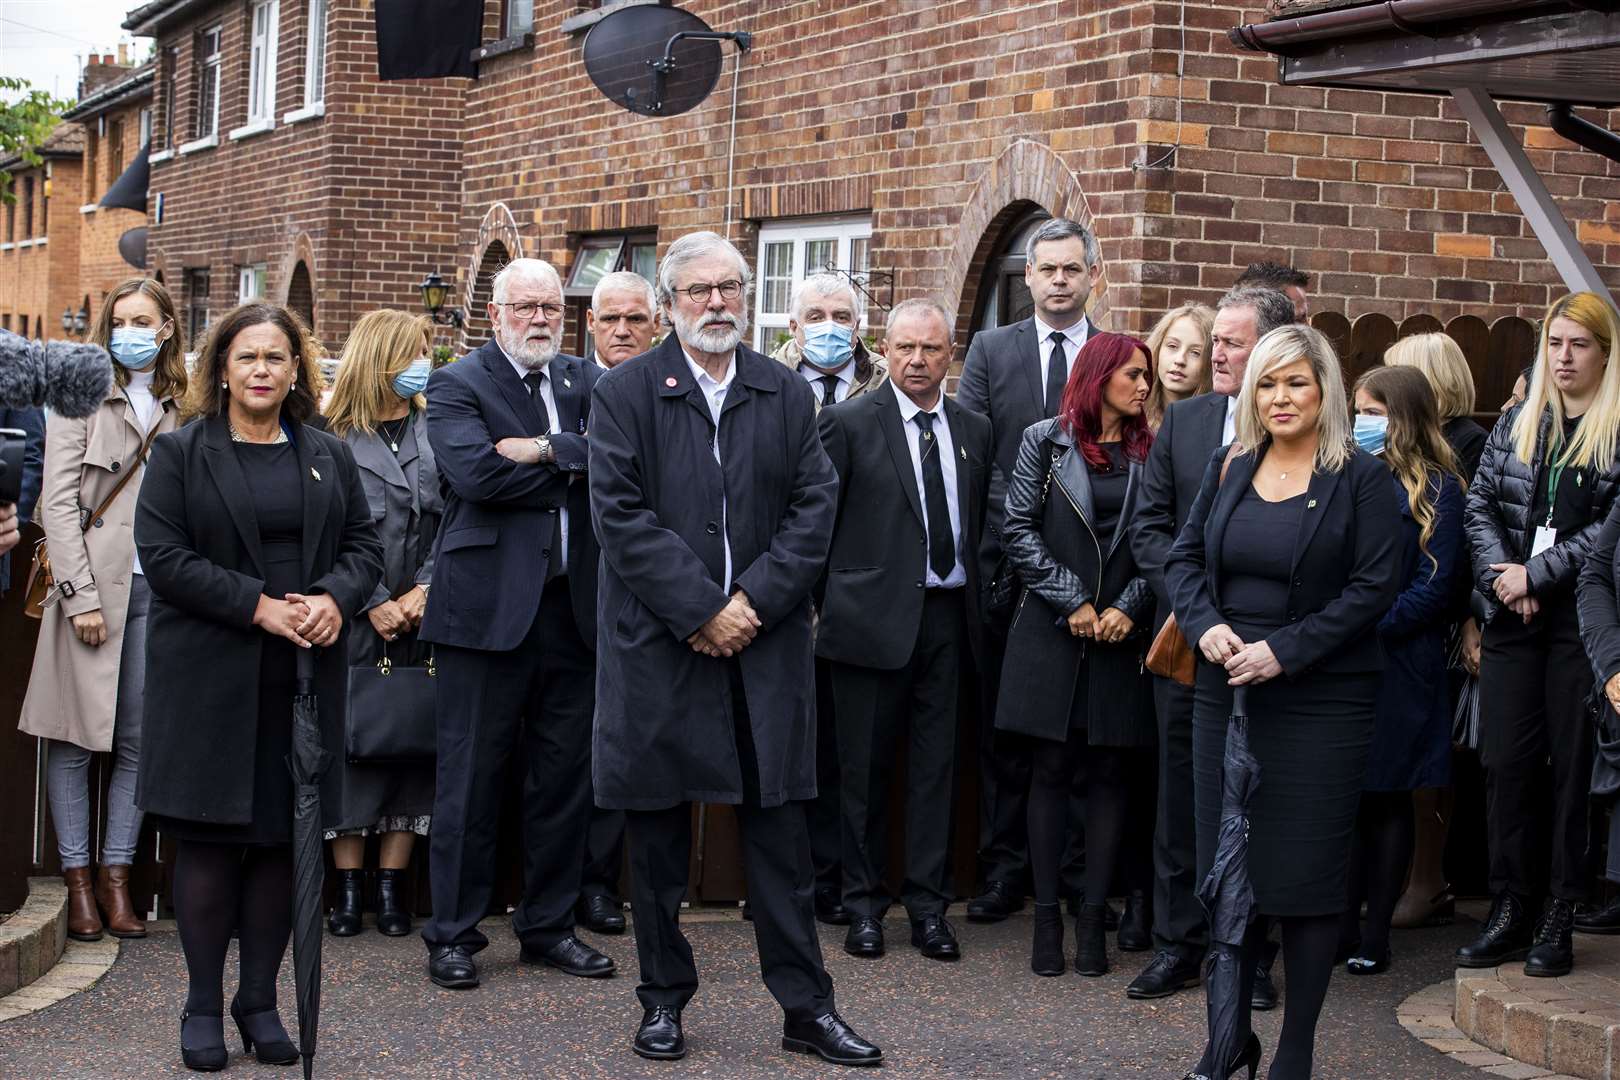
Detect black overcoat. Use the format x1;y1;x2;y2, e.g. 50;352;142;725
133;414;383;826
588;335;838;810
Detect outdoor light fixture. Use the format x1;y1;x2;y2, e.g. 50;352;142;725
59;305;88;335
419;270;464;329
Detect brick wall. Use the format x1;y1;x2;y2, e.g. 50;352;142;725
0;159;84;340
79;91;154;328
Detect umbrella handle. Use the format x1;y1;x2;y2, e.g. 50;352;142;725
1232;686;1248;715
296;645;317;689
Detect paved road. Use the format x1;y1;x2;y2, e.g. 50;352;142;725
0;908;1485;1079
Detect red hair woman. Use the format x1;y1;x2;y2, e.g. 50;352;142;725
994;332;1158;977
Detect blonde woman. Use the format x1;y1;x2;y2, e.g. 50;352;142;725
20;277;186;943
1385;332;1488;479
321;310;442;938
1165;324;1402;1080
1458;292;1620;979
1143;303;1214;428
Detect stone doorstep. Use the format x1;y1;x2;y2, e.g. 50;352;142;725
0;939;120;1023
1447;964;1620;1080
0;877;68;998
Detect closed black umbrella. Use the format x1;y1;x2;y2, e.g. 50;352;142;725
288;647;330;1079
1194;687;1262;1080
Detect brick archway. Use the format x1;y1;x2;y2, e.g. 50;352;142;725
467;203;524;311
279;233;318;334
945;140;1110;335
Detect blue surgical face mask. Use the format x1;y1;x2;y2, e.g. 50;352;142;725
393;358;431;399
1353;413;1389;455
800;321;855;372
109;326;165;369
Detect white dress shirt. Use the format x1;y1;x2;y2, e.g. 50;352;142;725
499;345;568;573
125;368;159;577
1222;394;1239;446
890;381;966;588
799;360;854;405
1033;313;1091;408
684;348;736;591
591;352;611;372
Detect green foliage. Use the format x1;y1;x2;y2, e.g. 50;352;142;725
0;77;69;205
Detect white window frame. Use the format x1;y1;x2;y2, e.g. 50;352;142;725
239;264;267;301
138;107;153;147
752;215;872;353
303;0;327;108
197;26;222;139
248;0;281;124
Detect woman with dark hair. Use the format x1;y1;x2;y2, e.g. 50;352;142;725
1341;364;1466;974
995;331;1157;977
134;303;382;1071
20;277;186;942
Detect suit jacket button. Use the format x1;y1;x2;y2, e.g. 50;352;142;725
110;461;121;472
706;522;719;534
94;518;104;528
542;549;551;559
915;581;924;588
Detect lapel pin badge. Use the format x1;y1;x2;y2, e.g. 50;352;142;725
960;446;967;460
665;376;679;388
1307;498;1317;509
311;467;322;482
563;377;572;389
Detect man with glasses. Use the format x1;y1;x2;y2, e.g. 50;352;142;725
590;232;882;1067
419;257;613;990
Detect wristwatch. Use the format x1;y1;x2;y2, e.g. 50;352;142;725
532;434;553;463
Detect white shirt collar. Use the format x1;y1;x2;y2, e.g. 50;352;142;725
495;338;548;383
890;378;943;423
802;360;855;387
1032;313;1088;346
682;346;735;392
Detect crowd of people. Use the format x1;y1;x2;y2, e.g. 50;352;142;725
7;219;1620;1080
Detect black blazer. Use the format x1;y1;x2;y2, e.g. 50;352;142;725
1130;390;1230;622
133;414;383;825
419;340;599;651
1578;500;1620;688
1166;443;1402;678
814;386;991;672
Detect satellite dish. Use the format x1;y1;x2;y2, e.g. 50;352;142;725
117;227;148;269
583;4;751;118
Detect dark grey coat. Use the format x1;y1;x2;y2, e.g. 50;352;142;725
588;335;838;810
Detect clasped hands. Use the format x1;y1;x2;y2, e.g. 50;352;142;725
688;591;761;658
253;591;344;649
1198;623;1282;686
368;585;428;642
1490;562;1539;623
1066;602;1133;644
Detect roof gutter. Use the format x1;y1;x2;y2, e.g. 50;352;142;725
1230;0;1553;52
1547;102;1620;165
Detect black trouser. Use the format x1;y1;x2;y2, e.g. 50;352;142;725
1479;600;1595;901
977;625;1032;887
1030;730;1130;909
626;666;834;1022
423;577;595;953
831;589;964;921
582;805;626;901
1152;675;1206;961
806;658;843;896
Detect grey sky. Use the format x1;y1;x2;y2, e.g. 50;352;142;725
0;0;147;104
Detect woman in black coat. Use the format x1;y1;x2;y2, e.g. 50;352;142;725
1459;292;1620;979
995;333;1156;978
134;303;382;1072
1166;324;1401;1080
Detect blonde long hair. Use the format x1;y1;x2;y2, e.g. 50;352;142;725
1356;364;1463;576
325;310;431;438
1143;303;1214;426
1384;331;1476;421
1233;323;1354;474
1512;291;1620;471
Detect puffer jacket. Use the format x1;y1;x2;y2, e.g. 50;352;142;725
1465;404;1620;623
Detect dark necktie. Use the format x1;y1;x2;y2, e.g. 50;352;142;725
914;412;955;582
521;371;563;578
818;375;839;408
1045;330;1069;417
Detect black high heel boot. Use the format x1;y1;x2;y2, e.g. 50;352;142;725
180;1010;226;1072
231;997;299;1065
1074;902;1109;977
328;868;363;936
375;868;411;936
1182;1032;1262;1080
1031;902;1065;976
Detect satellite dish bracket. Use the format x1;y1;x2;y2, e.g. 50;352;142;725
635;30;752;111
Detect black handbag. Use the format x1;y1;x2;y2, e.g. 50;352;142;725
983;448;1062;621
345;647;437;764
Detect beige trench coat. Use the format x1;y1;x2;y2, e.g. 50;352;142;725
18;388;178;751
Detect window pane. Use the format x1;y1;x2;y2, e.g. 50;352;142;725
849;237;870;275
627;242;656;284
306;0;327;104
567;238;624;292
506;0;534;35
761;242;792;315
803;239;835;276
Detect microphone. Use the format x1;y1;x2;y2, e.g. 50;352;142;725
0;328;114;419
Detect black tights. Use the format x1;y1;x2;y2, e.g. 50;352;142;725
1196;914;1338;1080
1341;791;1413;960
1028;728;1128;907
172;839;295;1015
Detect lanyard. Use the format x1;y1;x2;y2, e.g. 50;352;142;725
1546;457;1571;527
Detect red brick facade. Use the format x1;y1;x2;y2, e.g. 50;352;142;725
68;64;155;330
0;126;86;341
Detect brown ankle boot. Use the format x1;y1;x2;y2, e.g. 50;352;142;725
95;864;147;938
63;866;104;942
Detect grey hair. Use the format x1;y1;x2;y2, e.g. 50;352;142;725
1217;285;1295;341
590;270;658;315
1233;323;1353;474
1024;217;1100;269
656;231;753;306
491;258;562;303
887;297;954;339
790;272;861;325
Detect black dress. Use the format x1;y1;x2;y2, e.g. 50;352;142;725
1068;442;1138;736
159;441;303;845
1192;485;1378;916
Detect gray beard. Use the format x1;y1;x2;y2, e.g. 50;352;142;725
498;326;558;369
674;308;747;355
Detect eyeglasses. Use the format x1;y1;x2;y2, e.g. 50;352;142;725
680;279;743;303
496;301;565;321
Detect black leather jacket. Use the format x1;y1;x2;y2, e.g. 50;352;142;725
1465;404;1620;623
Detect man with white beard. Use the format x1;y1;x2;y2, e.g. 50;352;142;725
589;232;882;1066
418;258;613;990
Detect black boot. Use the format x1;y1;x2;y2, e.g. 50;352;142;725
376;868;411;936
1031;902;1065;976
1525;898;1575;977
1118;889;1151;952
1456;891;1534;968
1074;902;1109;977
328;869;363;936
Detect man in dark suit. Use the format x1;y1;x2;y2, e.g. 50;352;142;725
954;216;1101;922
590;232;880;1067
817;299;989;962
1125;283;1296;1003
418;257;612;990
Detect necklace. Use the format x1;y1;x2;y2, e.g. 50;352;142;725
228;421;287;445
378;414;411;453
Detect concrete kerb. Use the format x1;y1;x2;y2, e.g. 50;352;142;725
0;877;118;1023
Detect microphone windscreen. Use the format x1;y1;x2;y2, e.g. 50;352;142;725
0;328;41;411
41;340;115;418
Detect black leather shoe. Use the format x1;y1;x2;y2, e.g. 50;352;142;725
966;880;1024;923
1032;902;1065;976
782;1010;882;1067
1575;895;1620;935
843;916;884;958
1126;950;1203;999
1251;939;1279;1011
910;913;960;961
578;892;627;935
327;868;363;936
1074;903;1109;977
521;934;616;978
1525;898;1575;977
815;886;853;926
741;900;754;921
1456;891;1534;968
1182;1031;1262;1080
1118;890;1151;952
1065;892;1122;930
180;1010;226;1072
230;997;299;1065
375;868;411;937
633;1006;686;1060
427;944;479;989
